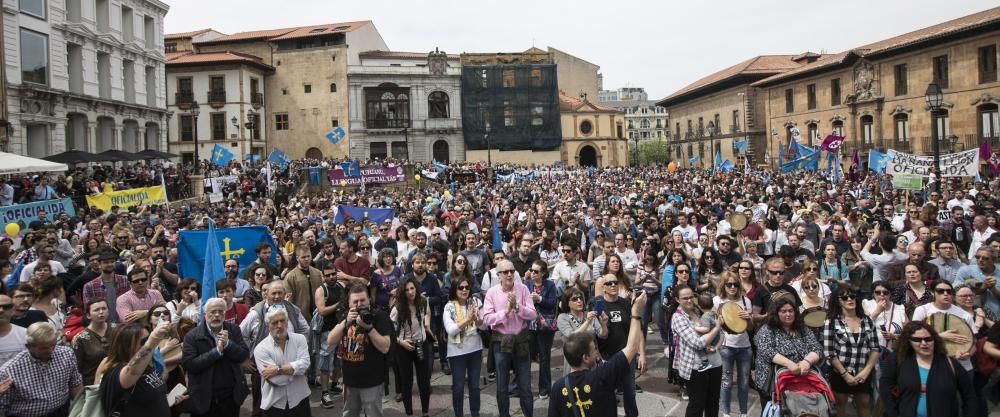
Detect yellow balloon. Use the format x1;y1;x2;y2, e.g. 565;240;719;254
444;190;451;197
4;223;19;236
414;174;421;182
426;196;432;202
340;180;347;187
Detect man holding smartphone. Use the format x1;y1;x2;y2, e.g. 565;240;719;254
590;273;645;417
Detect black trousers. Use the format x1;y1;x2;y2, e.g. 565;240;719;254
395;340;433;416
262;397;311;417
685;366;723;417
192;393;240;417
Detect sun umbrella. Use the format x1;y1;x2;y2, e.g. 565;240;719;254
43;150;100;164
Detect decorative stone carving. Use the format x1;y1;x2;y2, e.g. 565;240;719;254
427;48;447;76
847;60;880;103
829;114;846;123
971;93;1000;106
888;105;912;115
783;120;797;128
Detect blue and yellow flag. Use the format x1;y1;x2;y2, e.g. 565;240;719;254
210;144;234;167
334;205;395;225
177;225;277;282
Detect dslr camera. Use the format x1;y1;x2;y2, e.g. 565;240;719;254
355;306;374;325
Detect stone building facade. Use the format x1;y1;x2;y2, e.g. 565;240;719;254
4;0;170;157
347;49;464;162
753;7;1000;167
559;93;627;167
165;51;273;164
657;54;822;168
169;21;388;160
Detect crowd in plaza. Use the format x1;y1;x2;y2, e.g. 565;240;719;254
1;157;1000;417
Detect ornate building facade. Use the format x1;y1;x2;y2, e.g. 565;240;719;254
346;49;464;162
4;0;170;157
753;7;1000;166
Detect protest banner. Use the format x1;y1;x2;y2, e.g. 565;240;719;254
202;176;239;194
328;166;405;186
0;198;75;225
886;149;978;177
86;186;168;210
891;173;923;190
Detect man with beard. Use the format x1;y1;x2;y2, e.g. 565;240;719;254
82;250;129;323
510;238;541;277
19;244;66;283
819;222;850;258
0;293;26;367
334;239;372;286
371;222;397;257
886;242;940;285
149;245;179;300
402;232;429;273
183;298;250;417
752;257;802;323
222;259;250;301
929;240;964;283
313;238;339;270
243;243;279;282
461;231;491;282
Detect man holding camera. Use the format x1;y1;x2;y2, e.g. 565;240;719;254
327;283;392;417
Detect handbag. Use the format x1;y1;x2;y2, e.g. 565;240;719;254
974;335;998;377
536;311;559;332
69;384;105;417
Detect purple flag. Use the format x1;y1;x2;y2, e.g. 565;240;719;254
820;134;846;152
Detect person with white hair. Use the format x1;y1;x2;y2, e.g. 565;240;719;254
0;322;83;416
255;305;312;416
182;297;251;417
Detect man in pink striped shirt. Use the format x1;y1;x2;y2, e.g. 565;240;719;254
116;268;164;322
482;259;537;417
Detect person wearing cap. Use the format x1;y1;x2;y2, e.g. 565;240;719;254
81;249;129;323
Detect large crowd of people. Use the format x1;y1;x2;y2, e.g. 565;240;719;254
0;157;999;417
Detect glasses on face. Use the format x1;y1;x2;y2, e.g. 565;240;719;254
603;280;618;287
725;282;739;288
910;336;934;344
456;285;470;291
704;256;714;260
806;267;818;272
529;269;543;274
455;259;466;264
130;278;148;284
497;270;515;275
570;296;583;302
803;284;818;290
255;272;267;276
976;255;993;261
874;290;891;296
379;228;389;232
839;293;857;301
0;303;14;311
767;269;785;275
935;288;953;295
676;270;690;275
150;310;170;317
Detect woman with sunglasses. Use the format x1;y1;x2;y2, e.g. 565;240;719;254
734;261;760;302
595;254;629;300
911;280;978;369
824;285;879;417
243;266;270;308
673;285;724;417
880;321;977;417
664;262;694;392
697;248;723;294
791;259;831;301
443;276;485;417
556;287;608;377
714;272;752;417
94;321;179;417
863;281;908;353
525;260;558;400
390;278;434;417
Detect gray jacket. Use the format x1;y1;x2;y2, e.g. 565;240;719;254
240;300;309;351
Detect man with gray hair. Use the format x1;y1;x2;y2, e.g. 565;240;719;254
0;322;82;416
182;297;250;417
956;246;1000;316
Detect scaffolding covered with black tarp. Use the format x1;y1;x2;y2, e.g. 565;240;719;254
461;64;562;151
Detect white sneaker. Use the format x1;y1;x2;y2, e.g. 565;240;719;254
663;347;669;357
739;414;749;417
722;414;731;417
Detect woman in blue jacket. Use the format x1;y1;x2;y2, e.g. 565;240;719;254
525;259;558;400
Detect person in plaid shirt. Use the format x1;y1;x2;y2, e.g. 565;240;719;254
0;322;83;417
81;249;129;323
824;284;880;417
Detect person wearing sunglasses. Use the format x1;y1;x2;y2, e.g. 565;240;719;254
481;259;537;417
713;272;753;417
911;280;978;370
524;260;557;401
0;293;25;369
879;321;976;417
556;287;608;377
791;259;832;302
443;276;485;417
955;246;1000;317
751;298;823;408
115;268;164;324
862;281;907;354
824;285;879;417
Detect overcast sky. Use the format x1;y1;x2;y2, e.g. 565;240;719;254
164;0;992;100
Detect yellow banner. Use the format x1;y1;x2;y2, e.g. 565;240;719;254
86;186;168;211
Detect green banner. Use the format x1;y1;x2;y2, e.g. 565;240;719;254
892;173;923;190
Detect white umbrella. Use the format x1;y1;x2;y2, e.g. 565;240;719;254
0;152;69;175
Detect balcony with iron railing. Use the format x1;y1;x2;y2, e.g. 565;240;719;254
174;91;193;109
366;118;411;129
207;90;227;108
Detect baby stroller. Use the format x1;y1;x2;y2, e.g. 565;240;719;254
765;367;836;417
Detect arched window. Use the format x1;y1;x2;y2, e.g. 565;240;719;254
894;114;909;142
364;83;410;128
329;83;337;92
428;91;449;119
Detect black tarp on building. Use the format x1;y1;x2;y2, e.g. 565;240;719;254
461;64;561;151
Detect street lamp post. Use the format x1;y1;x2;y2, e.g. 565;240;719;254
191;100;200;174
925;82;944;191
485;122;492;182
634;134;640;167
708;124;717;170
246;109;256;160
738;91;749;164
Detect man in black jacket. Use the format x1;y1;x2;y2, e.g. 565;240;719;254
182;297;251;417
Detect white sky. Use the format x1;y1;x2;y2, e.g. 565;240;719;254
164;0;992;100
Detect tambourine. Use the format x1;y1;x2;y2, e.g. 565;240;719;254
928;312;974;357
730;213;748;231
802;306;828;329
720;302;748;334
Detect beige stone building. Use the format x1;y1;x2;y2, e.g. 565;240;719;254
753;7;1000;169
165;21;388;160
656;54;824;168
558;94;627;167
550;47;600;100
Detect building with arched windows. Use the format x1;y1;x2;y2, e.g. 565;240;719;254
346;49;464;162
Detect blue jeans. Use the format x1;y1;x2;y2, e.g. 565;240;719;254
493;342;533;417
640;294;660;337
529;330;555;397
719;345;752;414
449;350;482;417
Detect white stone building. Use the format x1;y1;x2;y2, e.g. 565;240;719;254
347;49;464;162
165;51;273;164
4;0;169;157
